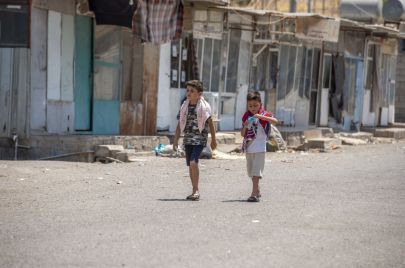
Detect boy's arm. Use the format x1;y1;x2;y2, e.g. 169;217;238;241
254;114;278;125
208;118;217;150
173;122;180;151
241;120;248;137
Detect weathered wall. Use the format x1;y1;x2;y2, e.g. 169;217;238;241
395;48;405;122
0;48;30;138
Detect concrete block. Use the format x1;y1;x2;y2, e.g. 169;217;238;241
303;129;323;139
304;128;334;140
115;152;129;162
339;137;368;146
374;128;405;139
209;133;235;145
95;145;124;158
339;132;373;142
307;138;342;150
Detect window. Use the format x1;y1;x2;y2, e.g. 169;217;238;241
311;48;321;91
322;54;332;89
170;36;188;89
226;30;241;93
366;44;376;112
277;44;300;100
0;3;29;47
194;37;222;92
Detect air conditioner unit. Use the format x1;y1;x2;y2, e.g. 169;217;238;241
203;92;219;119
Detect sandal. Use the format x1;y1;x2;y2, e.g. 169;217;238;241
247;196;260;202
186;193;200;201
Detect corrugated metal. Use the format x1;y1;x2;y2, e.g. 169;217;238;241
0;48;13;138
0;48;29;138
30;7;47;131
11;48;30;138
143;45;160;135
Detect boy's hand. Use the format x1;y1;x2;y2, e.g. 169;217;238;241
210;139;217;150
173;141;178;151
253;114;262;119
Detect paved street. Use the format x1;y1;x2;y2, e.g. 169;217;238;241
1;142;405;268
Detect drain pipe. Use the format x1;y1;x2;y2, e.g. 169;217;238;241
12;131;18;160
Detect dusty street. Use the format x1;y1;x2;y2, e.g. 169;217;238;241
1;142;405;268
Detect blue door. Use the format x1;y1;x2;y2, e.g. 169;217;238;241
74;16;93;131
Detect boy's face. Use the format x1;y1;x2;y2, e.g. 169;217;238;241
186;86;201;103
247;100;261;115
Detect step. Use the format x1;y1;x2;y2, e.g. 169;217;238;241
338;132;373;142
306;138;342;150
339;137;368;146
373;128;405;139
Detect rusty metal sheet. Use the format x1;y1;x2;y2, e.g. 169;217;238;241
32;0;75;15
143;45;160;135
120;101;144;135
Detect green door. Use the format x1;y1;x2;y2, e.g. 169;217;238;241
92;25;121;135
74;16;93;131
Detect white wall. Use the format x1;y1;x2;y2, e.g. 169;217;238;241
157;43;186;132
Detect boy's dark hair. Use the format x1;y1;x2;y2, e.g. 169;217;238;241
247;90;262;103
186;80;204;92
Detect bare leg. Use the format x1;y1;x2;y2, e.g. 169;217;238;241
189;161;199;194
251;176;260;197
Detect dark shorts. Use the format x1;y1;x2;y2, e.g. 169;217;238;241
184;145;204;166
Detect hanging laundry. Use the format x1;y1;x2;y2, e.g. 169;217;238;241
132;0;184;45
88;0;136;28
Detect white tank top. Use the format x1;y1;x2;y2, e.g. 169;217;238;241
246;124;267;153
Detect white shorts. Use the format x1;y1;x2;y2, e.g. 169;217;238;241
246;152;265;178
